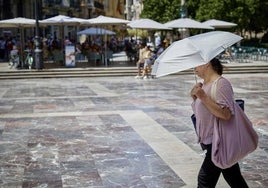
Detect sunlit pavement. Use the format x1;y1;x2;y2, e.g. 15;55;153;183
0;72;267;187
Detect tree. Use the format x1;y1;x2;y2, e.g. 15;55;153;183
141;0;268;38
193;0;247;34
247;0;268;37
140;0;180;23
192;0;268;37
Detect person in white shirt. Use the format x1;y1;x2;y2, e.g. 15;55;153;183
154;33;161;49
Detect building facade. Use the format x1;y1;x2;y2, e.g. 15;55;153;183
124;0;143;21
0;0;129;20
0;0;145;40
0;0;131;39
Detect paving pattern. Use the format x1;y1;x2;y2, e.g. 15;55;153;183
0;73;267;188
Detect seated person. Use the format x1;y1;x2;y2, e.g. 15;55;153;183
9;45;19;69
220;48;233;63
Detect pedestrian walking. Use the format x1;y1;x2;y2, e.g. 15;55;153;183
135;43;146;79
190;58;249;188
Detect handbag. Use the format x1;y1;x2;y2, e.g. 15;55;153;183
191;100;245;151
210;79;258;169
191;99;244;132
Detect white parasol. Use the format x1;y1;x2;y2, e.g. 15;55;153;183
77;27;116;35
152;31;243;77
202;19;237;28
165;18;214;29
0;17;36;27
127;18;171;30
40;15;87;26
84;15;130;25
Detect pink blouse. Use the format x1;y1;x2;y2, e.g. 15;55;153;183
192;77;235;144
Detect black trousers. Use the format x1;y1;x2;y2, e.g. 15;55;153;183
198;144;249;188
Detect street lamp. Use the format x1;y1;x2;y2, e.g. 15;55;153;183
180;0;189;39
180;0;188;18
34;0;43;70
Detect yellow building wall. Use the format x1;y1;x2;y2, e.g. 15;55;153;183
105;0;125;19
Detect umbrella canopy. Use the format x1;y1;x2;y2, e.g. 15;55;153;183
202;19;237;28
165;18;214;29
152;31;242;77
0;17;36;28
77;27;116;35
84;15;130;25
127;18;170;30
40;15;87;26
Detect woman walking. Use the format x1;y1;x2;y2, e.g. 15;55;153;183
190;58;249;188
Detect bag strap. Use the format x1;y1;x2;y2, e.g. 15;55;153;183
211;77;221;101
211;77;243;110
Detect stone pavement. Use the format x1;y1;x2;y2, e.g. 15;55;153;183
0;72;267;188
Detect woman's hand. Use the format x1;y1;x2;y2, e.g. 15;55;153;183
191;83;204;100
191;83;232;120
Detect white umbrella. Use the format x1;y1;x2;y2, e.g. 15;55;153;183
202;19;237;28
40;15;88;49
77;27;116;35
127;18;171;30
152;31;242;77
165;18;214;29
84;15;130;25
0;17;36;27
82;15;129;67
40;15;87;26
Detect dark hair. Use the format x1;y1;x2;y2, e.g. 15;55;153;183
210;58;223;75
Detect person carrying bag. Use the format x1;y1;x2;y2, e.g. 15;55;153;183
190;58;258;188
